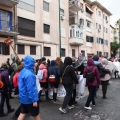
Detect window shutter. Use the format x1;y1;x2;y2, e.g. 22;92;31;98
90;37;93;42
30;46;36;55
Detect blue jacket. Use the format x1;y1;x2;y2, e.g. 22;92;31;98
18;56;38;104
48;60;60;83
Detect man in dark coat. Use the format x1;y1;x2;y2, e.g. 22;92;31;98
0;63;14;117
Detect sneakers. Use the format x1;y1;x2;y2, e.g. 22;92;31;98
85;106;92;110
59;107;66;114
10;115;17;120
68;105;75;110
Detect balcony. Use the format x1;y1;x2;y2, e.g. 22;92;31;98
69;37;84;45
0;0;19;7
86;12;92;18
69;0;81;12
0;20;19;36
69;16;79;25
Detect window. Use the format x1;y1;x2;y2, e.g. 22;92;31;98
86;36;93;42
96;37;99;43
96;23;98;29
44;24;50;34
18;17;35;37
103;14;104;19
17;0;35;12
81;50;85;57
97;51;99;55
104;27;105;32
61;48;65;57
80;19;84;26
30;46;36;55
98;11;101;16
99;24;101;29
99;52;102;57
106;52;108;57
105;16;107;20
18;45;24;54
96;9;97;15
0;10;12;31
106;28;108;33
43;1;49;11
0;42;10;55
72;49;75;57
44;47;51;56
60;8;64;16
87;20;91;28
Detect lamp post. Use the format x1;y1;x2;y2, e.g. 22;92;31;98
58;0;61;58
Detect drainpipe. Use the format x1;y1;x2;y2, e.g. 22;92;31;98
58;0;61;58
14;5;17;50
102;9;104;56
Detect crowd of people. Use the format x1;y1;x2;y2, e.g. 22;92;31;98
0;53;114;120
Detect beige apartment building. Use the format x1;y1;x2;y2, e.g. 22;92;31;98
0;0;112;63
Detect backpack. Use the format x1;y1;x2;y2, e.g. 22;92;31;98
49;70;56;83
0;74;4;88
99;65;107;77
86;67;95;83
37;70;43;81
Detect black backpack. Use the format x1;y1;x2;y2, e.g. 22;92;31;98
86;67;95;83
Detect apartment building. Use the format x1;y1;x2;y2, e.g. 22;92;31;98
0;0;112;63
69;0;112;58
0;0;19;63
110;25;119;43
16;0;69;61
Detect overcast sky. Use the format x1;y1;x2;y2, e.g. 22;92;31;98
91;0;120;26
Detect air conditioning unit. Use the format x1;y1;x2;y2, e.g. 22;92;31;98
106;20;108;23
81;8;84;13
98;29;101;32
61;16;65;20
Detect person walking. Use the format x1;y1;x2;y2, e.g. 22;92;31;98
13;64;23;95
101;58;112;99
59;57;78;114
38;62;50;101
48;60;60;103
18;56;41;120
0;63;14;117
83;58;100;110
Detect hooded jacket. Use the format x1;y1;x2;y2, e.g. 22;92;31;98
60;57;78;85
48;60;60;83
83;58;100;86
93;55;110;75
18;56;38;104
101;59;112;81
39;64;48;82
0;68;10;93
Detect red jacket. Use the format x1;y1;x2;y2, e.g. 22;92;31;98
13;72;19;87
83;58;100;86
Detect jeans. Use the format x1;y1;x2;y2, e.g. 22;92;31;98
0;92;11;113
101;80;109;97
85;86;96;107
62;84;73;109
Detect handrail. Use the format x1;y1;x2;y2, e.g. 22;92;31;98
0;20;18;32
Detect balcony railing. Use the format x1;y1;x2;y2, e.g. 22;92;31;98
0;20;19;36
69;0;81;12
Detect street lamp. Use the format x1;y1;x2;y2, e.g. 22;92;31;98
58;0;62;58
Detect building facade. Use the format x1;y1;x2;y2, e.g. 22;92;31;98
0;0;112;63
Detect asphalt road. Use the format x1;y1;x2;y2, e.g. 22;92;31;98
1;79;120;120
